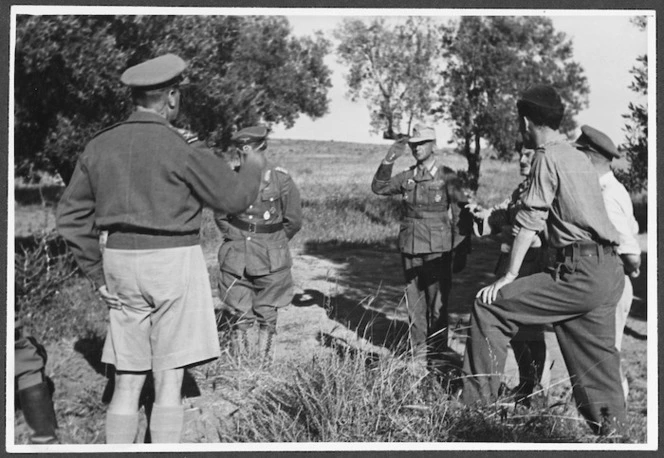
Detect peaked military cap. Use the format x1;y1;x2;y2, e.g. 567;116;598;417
232;125;268;144
408;123;436;144
121;54;188;89
518;84;564;110
574;125;620;159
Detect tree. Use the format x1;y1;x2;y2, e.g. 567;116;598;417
334;17;445;137
615;17;648;194
14;15;332;184
439;16;590;189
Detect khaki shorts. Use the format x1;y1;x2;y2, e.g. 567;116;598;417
101;245;221;372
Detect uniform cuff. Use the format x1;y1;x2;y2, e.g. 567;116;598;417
87;267;105;290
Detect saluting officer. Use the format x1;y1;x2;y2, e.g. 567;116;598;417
57;54;264;443
371;124;468;372
215;126;303;366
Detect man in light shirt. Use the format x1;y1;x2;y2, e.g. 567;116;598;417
574;125;642;400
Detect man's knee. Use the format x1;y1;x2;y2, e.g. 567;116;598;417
153;368;184;405
114;371;148;394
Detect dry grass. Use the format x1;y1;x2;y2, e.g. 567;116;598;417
12;139;649;445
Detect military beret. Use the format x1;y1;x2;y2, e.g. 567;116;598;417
518;84;564;110
121;54;187;89
232;125;268;144
574;125;620;159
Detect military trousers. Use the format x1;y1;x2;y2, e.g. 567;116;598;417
15;328;48;391
462;244;626;434
402;251;452;358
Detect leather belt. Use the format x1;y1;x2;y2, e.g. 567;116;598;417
228;216;284;234
557;241;614;260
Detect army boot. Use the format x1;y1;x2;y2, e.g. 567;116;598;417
229;328;249;362
257;328;275;368
18;381;58;444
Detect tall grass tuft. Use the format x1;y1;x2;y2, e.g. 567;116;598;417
218;344;598;443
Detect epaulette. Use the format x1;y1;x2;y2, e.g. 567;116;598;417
172;127;200;145
441;165;455;174
274;166;289;175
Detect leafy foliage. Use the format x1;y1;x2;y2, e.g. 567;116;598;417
14;15;332;184
615;17;648;194
439;16;590;189
334;17;445;137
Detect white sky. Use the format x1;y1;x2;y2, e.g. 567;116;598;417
271;11;652;148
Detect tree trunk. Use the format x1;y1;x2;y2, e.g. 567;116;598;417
465;134;481;191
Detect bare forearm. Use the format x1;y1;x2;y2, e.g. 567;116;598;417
505;226;538;278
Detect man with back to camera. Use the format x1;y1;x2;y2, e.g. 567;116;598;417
372;124;469;374
574;124;642;402
56;54;264;443
461;85;627;436
215;125;303;366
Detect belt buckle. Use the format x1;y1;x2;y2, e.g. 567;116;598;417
248;222;257;233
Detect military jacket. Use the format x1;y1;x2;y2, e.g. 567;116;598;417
56;110;261;288
372;160;467;255
215;162;302;277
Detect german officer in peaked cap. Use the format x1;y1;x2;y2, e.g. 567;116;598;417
215;125;303;367
372;123;470;375
57;53;264;443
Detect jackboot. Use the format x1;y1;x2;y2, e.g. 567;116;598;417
257;328;275;368
18;381;58;444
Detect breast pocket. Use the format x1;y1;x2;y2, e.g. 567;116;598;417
261;189;280;222
426;181;446;206
401;180;415;202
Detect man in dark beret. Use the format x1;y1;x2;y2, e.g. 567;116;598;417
215;125;302;367
57;54;265;443
575;125;641;402
461;85;627;436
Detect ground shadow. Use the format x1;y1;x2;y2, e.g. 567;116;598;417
294;288;410;353
73;334;202;407
297;238;502;353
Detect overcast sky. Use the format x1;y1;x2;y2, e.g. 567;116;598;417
270;10;652;148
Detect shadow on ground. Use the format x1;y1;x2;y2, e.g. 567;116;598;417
73;334;202;408
298;237;502;351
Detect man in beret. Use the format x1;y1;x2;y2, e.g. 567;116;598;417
372;123;470;374
461;85;627;436
575;124;642;402
215;126;302;366
57;54;265;443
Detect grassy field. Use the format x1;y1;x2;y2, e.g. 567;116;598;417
12;139;650;446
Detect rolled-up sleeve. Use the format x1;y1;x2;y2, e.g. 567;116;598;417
515;150;556;232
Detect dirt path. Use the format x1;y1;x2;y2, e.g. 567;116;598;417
17;236;648;444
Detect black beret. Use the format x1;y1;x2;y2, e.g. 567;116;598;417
518;85;564;111
121;54;187;89
232;125;268;144
574;125;620;159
